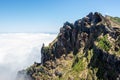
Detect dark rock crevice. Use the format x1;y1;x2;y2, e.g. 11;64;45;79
88;45;120;80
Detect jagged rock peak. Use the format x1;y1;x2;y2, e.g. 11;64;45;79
40;12;119;66
17;12;120;80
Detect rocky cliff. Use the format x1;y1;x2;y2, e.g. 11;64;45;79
17;12;120;80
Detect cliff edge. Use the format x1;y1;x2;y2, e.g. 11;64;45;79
17;12;120;80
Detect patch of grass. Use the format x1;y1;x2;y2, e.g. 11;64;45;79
87;49;93;63
97;35;111;52
111;17;120;25
72;57;86;72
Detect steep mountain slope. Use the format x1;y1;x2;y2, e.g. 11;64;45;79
17;12;120;80
105;15;120;28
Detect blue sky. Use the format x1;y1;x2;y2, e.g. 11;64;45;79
0;0;120;33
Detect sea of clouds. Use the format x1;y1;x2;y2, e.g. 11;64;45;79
0;33;57;80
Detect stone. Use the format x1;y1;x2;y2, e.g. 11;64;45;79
55;70;63;78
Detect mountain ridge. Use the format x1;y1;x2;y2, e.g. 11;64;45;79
17;12;120;80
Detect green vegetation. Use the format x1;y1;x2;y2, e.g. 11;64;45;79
72;57;86;72
111;16;120;25
97;35;111;52
87;49;93;63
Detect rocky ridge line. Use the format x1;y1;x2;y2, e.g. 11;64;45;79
17;12;120;80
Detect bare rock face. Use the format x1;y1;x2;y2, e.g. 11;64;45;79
17;12;120;80
41;12;115;63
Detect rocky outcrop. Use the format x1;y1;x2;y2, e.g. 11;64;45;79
41;12;116;63
17;12;120;80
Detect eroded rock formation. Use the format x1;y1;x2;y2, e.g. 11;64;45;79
17;12;120;80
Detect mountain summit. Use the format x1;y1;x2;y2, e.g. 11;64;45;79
17;12;120;80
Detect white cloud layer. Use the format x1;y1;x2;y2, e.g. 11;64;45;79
0;33;57;80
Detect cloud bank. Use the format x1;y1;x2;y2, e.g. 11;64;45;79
0;33;57;80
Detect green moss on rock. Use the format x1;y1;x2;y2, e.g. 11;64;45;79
97;35;112;52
